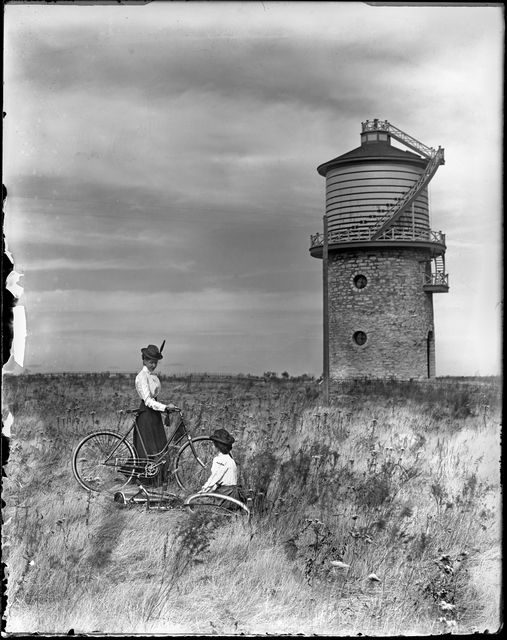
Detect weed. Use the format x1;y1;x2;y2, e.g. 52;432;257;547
142;510;221;622
2;373;502;635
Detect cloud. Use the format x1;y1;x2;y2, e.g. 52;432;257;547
4;2;502;376
6;177;321;297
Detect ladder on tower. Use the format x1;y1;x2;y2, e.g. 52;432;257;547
424;253;449;291
433;253;447;284
365;121;445;241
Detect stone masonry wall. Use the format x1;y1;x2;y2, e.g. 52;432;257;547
328;248;435;380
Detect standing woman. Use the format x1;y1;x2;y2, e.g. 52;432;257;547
135;342;176;487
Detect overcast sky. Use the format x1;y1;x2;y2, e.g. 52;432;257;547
3;1;503;377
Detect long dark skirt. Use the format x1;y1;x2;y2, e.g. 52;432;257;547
133;402;168;486
214;484;247;509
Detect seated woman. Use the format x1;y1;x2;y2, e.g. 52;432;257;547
201;429;246;507
134;342;177;488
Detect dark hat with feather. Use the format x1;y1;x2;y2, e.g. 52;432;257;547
141;341;165;361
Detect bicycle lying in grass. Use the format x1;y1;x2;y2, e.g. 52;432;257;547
113;488;251;517
72;408;251;516
183;491;250;517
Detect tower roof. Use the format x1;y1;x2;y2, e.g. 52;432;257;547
317;140;427;177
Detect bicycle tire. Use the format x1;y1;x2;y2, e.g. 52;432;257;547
183;492;250;517
72;431;137;493
174;436;215;491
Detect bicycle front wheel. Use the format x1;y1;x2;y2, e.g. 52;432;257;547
184;492;250;517
72;431;136;493
174;437;215;491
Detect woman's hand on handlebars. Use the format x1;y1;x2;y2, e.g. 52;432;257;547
165;403;180;412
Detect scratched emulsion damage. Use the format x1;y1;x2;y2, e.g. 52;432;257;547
2;180;27;627
3;182;27;456
2;181;15;633
5;271;26;385
3;185;27;382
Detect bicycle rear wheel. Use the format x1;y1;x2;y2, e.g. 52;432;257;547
72;431;136;493
174;437;215;491
183;492;250;517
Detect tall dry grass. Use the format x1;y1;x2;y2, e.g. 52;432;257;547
2;374;502;635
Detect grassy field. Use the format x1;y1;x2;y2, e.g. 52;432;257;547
2;373;503;635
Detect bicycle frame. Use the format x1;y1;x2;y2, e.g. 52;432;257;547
72;407;215;495
107;409;204;478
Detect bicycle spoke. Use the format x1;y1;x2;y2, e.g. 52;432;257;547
72;431;136;493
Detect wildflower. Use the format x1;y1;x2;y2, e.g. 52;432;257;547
368;573;381;582
439;618;457;628
439;600;456;611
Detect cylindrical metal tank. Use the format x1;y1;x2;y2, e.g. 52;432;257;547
318;131;429;236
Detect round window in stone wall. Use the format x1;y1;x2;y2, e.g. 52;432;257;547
353;331;367;345
353;274;368;289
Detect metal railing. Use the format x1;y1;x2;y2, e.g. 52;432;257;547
369;152;444;239
423;272;449;287
359;120;445;240
361;119;439;160
310;227;446;249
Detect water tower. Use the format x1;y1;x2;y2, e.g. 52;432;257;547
310;119;449;384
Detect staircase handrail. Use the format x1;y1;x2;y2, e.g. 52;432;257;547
370;150;444;240
359;120;445;240
361;119;442;160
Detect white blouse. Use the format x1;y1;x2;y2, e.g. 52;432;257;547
202;452;238;491
135;366;167;412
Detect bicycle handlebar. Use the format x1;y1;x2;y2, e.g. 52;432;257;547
117;407;181;415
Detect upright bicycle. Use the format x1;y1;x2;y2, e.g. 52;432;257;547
72;409;215;494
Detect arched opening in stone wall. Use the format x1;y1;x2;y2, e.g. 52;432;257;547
427;330;435;378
